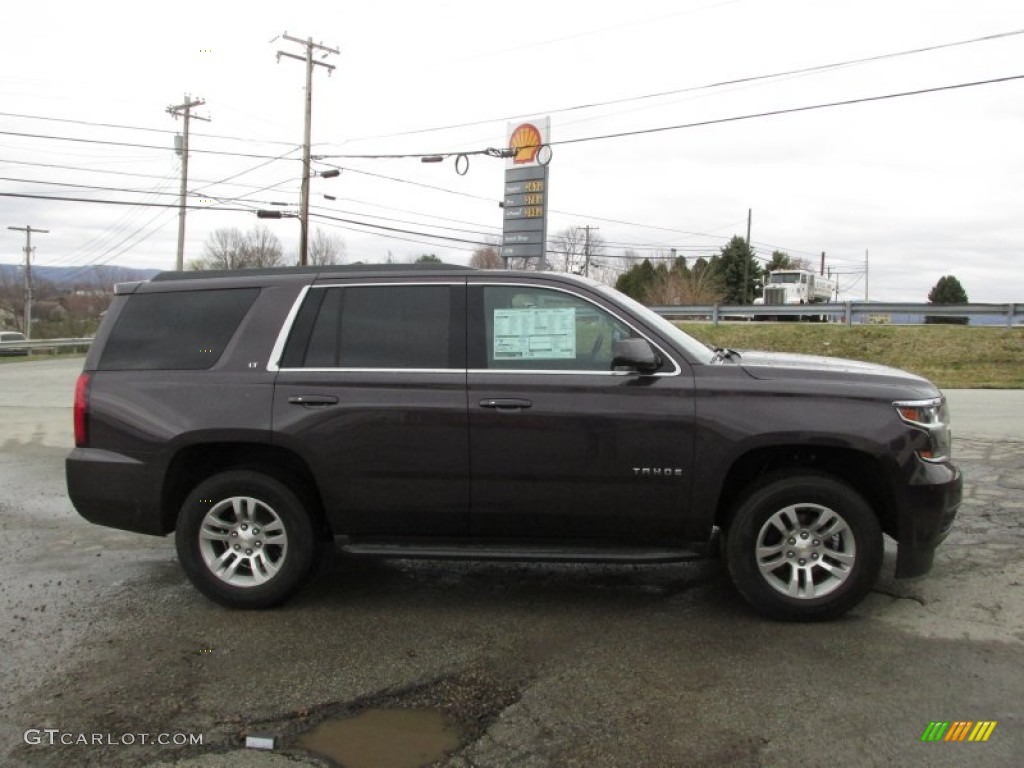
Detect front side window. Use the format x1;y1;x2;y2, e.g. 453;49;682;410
282;284;456;369
480;285;637;371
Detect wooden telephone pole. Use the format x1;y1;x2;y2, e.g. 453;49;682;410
167;95;209;271
276;33;338;265
6;225;49;338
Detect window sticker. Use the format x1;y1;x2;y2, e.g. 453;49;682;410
493;307;576;360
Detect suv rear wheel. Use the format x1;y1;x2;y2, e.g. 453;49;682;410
725;472;883;621
175;470;319;608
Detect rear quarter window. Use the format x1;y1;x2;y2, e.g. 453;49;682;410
98;288;260;370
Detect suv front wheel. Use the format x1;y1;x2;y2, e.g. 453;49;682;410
725;472;883;621
175;470;319;608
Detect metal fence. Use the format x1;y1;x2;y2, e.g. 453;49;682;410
649;302;1023;327
0;303;1020;356
0;337;94;355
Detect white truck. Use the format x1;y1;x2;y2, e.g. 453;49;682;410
754;269;836;321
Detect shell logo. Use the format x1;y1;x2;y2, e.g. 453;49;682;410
509;123;542;165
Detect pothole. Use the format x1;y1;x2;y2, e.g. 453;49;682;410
236;667;523;767
297;707;460;768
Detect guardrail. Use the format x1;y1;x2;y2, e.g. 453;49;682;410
650;302;1023;327
0;337;94;355
0;302;1020;356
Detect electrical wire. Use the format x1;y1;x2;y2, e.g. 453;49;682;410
320;74;1024;159
0;191;253;212
338;28;1024;145
0;130;304;161
0;110;304;148
310;211;492;248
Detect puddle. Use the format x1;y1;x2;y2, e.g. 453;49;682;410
297;707;462;768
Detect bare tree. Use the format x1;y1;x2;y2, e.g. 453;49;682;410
645;257;725;306
503;256;547;271
469;246;503;269
547;226;604;275
241;225;284;268
0;265;25;332
307;229;347;266
192;226;283;270
192;228;244;270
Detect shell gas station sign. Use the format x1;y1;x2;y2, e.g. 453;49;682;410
502;117;551;265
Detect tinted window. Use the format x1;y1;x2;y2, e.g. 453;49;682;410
481;286;636;371
98;288;259;370
285;285;454;369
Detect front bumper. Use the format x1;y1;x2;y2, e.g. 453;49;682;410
894;459;962;578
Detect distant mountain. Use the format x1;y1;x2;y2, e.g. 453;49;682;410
0;264;160;290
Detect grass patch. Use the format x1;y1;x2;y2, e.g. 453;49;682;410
681;323;1024;389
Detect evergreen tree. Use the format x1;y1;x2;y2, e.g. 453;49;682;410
926;275;969;325
714;236;761;304
615;259;658;302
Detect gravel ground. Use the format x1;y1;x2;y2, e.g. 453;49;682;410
1;360;1021;767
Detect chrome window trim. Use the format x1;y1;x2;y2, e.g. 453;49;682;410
268;278;682;376
267;284;312;372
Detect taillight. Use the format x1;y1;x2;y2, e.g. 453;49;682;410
74;373;91;447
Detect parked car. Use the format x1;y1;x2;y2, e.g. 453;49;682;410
0;331;29;356
66;265;961;620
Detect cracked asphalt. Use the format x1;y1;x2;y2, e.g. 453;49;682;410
1;358;1022;767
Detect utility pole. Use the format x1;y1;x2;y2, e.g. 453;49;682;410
277;33;338;266
7;225;48;339
744;207;752;303
167;95;209;271
865;249;869;300
582;225;599;277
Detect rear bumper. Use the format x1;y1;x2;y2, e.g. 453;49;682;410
66;448;167;536
894;460;962;578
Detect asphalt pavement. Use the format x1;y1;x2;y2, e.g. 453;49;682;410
0;357;1021;767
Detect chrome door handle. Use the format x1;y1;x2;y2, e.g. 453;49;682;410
288;395;339;406
478;398;532;410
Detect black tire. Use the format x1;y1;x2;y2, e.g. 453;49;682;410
725;472;882;621
175;470;319;608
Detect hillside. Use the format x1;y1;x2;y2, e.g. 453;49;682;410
0;264;160;290
685;322;1024;389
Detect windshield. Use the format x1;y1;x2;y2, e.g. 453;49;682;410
769;272;801;284
589;280;716;364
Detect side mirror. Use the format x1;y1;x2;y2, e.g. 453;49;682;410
611;338;661;375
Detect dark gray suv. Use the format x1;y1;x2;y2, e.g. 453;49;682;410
67;264;961;620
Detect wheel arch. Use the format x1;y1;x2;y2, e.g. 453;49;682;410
160;442;328;538
713;445;898;539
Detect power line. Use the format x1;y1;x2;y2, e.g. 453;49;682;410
310;211;491;247
0;110;304;148
546;74;1024;149
0;130;303;161
0;157;297;192
309;203;498;238
0;191;254;212
321;74;1024;160
337;28;1024;145
0;175;197;200
326;165;498;203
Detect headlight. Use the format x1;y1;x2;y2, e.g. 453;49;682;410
894;397;951;462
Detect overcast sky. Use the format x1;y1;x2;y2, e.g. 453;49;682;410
2;0;1022;301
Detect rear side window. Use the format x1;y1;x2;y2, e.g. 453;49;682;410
98;288;259;370
281;285;457;369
